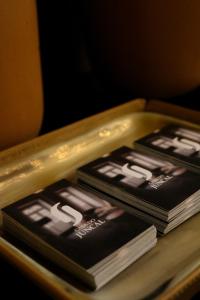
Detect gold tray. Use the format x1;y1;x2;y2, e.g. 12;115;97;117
1;99;200;300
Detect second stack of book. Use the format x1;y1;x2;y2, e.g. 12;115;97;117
77;146;200;234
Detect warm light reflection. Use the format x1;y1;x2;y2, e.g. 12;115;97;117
49;118;133;161
30;159;44;170
99;129;111;138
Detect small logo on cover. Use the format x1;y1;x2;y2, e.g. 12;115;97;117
50;203;83;226
122;163;153;180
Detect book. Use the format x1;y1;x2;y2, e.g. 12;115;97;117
134;124;200;173
77;146;200;234
2;179;157;290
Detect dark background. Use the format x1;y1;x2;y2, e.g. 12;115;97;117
36;0;200;134
1;1;200;299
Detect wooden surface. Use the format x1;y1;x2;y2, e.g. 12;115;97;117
0;99;200;300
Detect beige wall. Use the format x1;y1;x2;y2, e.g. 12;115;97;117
0;0;43;150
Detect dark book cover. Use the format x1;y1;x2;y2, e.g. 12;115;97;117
2;180;151;270
135;125;200;168
78;147;200;212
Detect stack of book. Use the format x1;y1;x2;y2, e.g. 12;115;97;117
77;145;200;234
2;180;157;290
134;124;200;173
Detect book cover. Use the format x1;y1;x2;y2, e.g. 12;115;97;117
78;147;200;214
2;180;156;288
134;125;200;169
